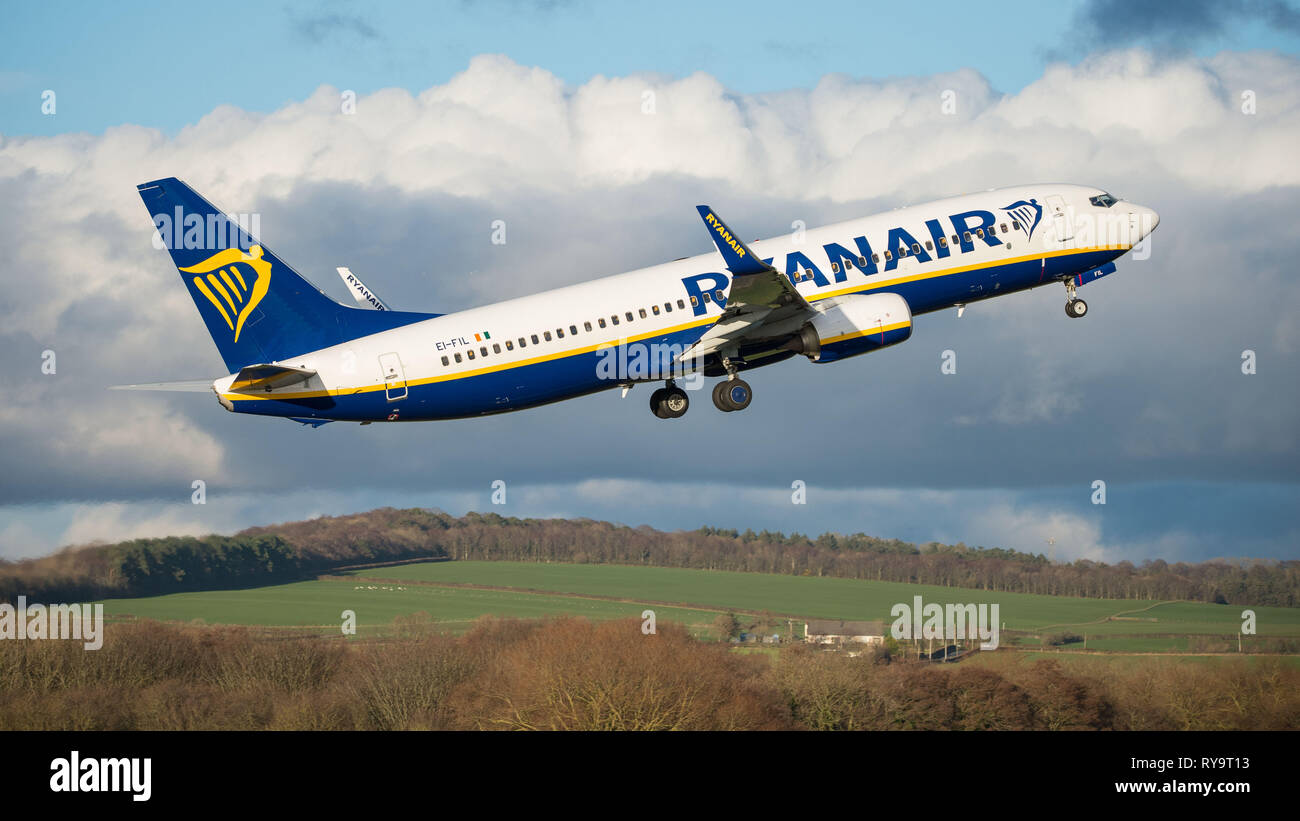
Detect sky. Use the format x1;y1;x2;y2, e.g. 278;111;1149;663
1;1;1298;564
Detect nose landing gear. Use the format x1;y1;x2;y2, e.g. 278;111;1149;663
1064;279;1088;318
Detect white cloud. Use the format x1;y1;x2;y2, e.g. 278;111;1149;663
56;503;216;551
0;49;1296;563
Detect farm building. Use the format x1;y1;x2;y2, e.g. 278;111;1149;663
804;620;886;645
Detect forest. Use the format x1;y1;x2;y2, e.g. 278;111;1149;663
1;507;1295;607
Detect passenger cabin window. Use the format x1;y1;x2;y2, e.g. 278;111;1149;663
625;311;634;322
872;253;880;263
963;231;971;243
1000;223;1008;233
651;305;660;315
505;340;514;351
454;353;462;363
689;296;698;307
584;321;592;332
702;293;711;303
976;228;984;238
830;262;840;274
1011;221;1020;231
531;334;540;344
611;315;620;325
441;355;450;366
480;346;488;357
492;343;501;354
676;299;685;309
714;289;724;302
599;317;607;328
939;236;948;248
884;250;893;261
664;302;672;313
555;328;563;338
570;325;578;335
925;241;933;251
467;349;475;360
544;331;553;341
638;308;647;319
911;243;921;254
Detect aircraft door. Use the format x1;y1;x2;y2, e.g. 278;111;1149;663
379;352;407;401
1047;194;1073;242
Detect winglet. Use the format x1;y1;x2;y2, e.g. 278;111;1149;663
696;205;771;276
337;267;390;311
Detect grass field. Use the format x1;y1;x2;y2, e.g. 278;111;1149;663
352;561;1300;635
91;560;1300;653
96;576;723;637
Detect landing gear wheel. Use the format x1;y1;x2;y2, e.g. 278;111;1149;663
1065;298;1088;318
651;385;689;418
725;379;752;411
661;387;689;418
713;379;752;412
649;387;668;418
711;381;733;412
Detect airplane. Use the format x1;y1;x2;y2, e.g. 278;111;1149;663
118;178;1158;424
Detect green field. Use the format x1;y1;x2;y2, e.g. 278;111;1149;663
91;560;1300;652
352;561;1300;635
96;576;724;637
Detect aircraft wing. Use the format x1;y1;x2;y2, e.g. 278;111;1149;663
680;205;814;361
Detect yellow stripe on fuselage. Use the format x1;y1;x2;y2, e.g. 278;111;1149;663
221;245;1121;403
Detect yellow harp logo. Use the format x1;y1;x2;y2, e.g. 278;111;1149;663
180;245;272;342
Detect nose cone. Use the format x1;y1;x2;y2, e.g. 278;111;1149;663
1126;202;1160;240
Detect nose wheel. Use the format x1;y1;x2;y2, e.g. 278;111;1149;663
1063;280;1088;319
650;382;689;418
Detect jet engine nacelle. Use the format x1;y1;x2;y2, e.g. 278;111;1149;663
785;292;913;363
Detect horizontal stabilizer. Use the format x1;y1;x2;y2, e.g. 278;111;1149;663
229;364;317;393
287;417;333;428
109;380;215;392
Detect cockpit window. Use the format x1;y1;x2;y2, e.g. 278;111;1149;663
1089;193;1119;208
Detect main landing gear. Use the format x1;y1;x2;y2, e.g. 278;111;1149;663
712;378;752;412
711;354;752;413
648;356;755;418
650;381;689;419
1064;279;1088;319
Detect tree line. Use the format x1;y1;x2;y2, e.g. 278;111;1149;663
1;507;1295;607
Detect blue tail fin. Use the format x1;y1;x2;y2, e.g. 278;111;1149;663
138;178;436;372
